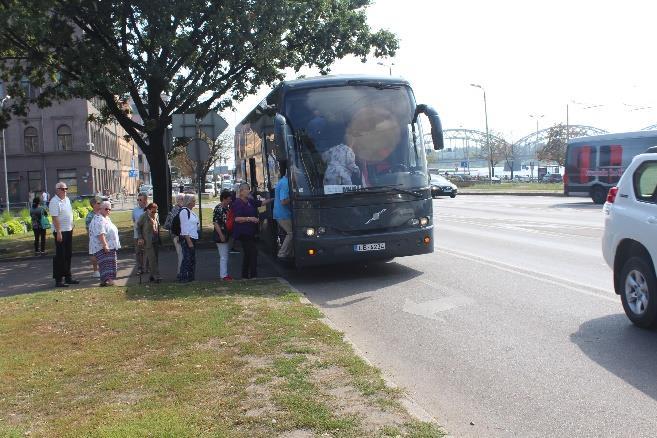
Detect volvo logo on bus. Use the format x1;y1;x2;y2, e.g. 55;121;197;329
365;208;387;225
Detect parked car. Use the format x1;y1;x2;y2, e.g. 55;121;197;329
541;173;563;183
203;182;215;196
430;175;458;198
138;184;153;196
490;176;501;184
602;146;657;328
513;175;531;182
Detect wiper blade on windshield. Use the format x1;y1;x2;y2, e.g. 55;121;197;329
346;79;402;90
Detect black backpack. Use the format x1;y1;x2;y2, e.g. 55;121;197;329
170;207;190;236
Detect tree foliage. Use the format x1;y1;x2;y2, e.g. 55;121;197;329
538;124;590;166
0;0;398;215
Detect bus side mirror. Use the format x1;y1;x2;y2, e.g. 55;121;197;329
273;114;289;160
414;104;444;150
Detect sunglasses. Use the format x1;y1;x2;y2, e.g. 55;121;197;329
104;208;111;211
58;187;68;191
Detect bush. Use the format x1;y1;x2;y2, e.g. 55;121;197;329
0;210;12;224
0;224;7;237
5;220;25;235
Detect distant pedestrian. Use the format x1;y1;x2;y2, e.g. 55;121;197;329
137;202;162;283
30;197;49;256
132;192;148;274
164;193;185;272
177;194;199;282
90;200;121;286
49;181;79;288
212;190;233;281
274;161;293;258
85;196;103;278
41;189;49;204
232;182;272;279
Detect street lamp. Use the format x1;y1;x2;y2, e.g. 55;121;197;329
1;95;11;211
377;61;395;76
470;83;491;182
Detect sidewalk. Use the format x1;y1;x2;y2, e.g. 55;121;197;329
0;246;280;297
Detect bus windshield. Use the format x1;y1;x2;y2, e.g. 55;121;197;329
284;84;428;196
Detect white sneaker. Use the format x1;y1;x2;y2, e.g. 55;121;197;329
92;271;100;278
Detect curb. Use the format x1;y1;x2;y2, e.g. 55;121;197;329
276;277;440;426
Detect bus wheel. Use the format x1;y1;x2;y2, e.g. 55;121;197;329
591;186;607;204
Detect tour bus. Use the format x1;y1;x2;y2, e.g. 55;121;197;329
234;75;444;267
565;130;657;204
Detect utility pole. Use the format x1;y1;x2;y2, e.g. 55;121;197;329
1;95;11;210
470;84;491;183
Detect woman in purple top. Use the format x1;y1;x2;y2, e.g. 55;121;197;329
232;182;272;279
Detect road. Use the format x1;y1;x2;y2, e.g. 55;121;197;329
282;195;657;437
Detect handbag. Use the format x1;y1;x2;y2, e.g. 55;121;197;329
40;210;51;229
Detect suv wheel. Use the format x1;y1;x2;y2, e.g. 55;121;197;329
591;186;607;204
619;256;657;328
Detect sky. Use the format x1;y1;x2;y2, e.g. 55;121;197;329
221;0;657;161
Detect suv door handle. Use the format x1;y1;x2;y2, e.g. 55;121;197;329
648;217;657;224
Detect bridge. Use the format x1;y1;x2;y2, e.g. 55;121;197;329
424;125;608;169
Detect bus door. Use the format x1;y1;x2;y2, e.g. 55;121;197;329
249;157;258;191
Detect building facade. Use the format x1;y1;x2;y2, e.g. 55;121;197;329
0;94;150;206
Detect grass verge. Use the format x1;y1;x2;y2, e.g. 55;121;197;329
460;182;563;193
0;208;217;260
0;280;444;437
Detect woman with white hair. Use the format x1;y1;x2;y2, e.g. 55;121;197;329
177;193;199;282
89;200;121;286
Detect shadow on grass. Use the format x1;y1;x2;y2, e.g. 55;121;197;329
123;279;290;301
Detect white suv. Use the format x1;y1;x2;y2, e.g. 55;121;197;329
602;147;657;328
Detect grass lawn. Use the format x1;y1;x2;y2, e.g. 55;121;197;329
460;182;563;192
0;208;218;261
0;280;444;437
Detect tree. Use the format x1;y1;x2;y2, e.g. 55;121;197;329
473;130;506;177
538;124;589;166
170;133;232;186
0;0;398;218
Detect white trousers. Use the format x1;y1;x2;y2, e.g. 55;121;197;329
216;242;230;278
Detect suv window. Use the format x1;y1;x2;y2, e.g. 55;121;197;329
633;161;657;202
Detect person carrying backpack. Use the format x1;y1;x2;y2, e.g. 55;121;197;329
164;193;185;272
176;194;198;282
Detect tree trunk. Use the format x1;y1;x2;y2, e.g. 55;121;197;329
145;132;171;222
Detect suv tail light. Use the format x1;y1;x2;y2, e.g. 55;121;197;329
606;186;619;203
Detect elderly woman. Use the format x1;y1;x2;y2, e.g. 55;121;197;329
89;200;121;286
231;182;272;279
177;194;199;282
137;202;162;283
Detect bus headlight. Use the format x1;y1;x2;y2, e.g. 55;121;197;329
317;227;326;235
408;218;420;226
305;227;316;237
419;217;430;226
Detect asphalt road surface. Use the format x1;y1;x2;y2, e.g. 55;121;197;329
282;195;657;438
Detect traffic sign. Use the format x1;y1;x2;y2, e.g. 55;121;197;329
186;139;210;162
128;169;138;178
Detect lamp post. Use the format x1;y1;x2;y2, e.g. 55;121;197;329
529;113;544;180
1;95;11;210
377;61;395;76
470;83;491;182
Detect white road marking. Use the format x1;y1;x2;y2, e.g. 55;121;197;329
402;295;475;320
434;247;618;303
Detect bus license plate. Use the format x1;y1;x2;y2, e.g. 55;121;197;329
354;243;385;252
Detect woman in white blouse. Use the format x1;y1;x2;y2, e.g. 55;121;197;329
89;200;121;286
177;194;199;282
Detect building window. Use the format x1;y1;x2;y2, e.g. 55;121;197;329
57;169;78;197
28;171;42;195
7;172;20;204
57;125;73;151
24;127;39;153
